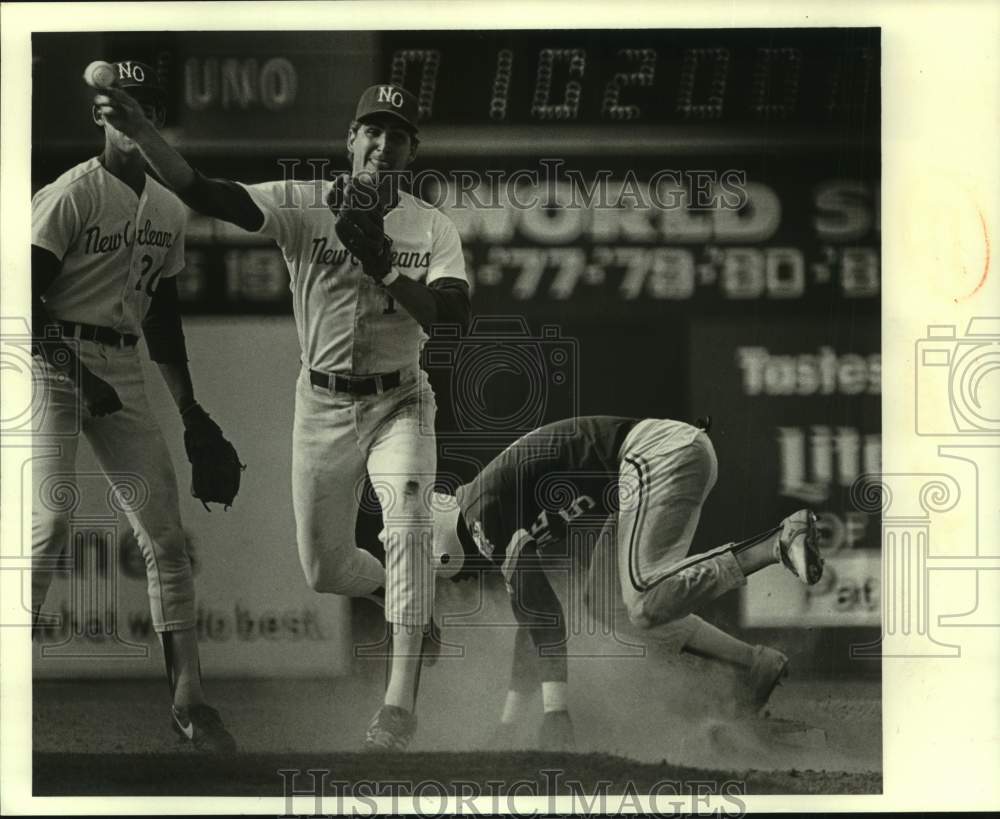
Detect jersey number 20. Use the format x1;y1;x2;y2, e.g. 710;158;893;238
135;254;164;296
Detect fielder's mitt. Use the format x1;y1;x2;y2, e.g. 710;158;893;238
329;172;395;282
182;404;245;510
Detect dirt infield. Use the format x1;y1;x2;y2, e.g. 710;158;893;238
33;667;881;796
34;749;881;796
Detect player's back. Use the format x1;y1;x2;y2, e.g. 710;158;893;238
455;416;640;562
490;415;639;479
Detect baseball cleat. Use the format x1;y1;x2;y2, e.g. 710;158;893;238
365;704;417;751
171;704;237;754
742;645;789;715
774;509;824;585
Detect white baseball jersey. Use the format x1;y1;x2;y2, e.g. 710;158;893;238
237;180;467;374
32;157;187;334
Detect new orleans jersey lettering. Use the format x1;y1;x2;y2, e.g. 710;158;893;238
32;156;188;334
83;220;176;254
238;178;467;374
308;237;430;271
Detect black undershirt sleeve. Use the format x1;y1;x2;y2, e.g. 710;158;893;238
507;542;569;687
180;171;265;233
142;277;189;364
427;277;472;333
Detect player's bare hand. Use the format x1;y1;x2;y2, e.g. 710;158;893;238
538;710;576;752
79;371;123;417
93;86;150;138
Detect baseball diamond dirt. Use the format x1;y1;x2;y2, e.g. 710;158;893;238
34;636;881;796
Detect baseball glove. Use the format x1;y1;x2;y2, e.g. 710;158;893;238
182;404;245;510
329;172;394;282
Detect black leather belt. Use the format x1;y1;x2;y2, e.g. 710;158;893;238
309;369;401;396
59;321;139;348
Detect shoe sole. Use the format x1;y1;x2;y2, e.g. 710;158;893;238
365;735;413;752
802;511;823;585
783;511;824;585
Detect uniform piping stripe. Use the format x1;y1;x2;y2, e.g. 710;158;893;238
623;444;734;594
623;455;651;592
640;541;737;590
629;425;691;455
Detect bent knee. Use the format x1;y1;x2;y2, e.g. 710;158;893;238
302;562;356;594
630;586;683;629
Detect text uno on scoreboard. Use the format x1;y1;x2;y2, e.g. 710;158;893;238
380;28;879;130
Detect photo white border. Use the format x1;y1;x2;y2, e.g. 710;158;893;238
2;0;998;813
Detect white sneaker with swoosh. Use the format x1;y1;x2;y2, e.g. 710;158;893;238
171;704;237;754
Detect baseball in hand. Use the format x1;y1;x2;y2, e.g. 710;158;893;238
83;61;116;90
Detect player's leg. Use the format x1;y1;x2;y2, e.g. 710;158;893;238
616;425;743;628
617;423;822;626
616;422;815;712
30;353;84;630
85;347;234;751
360;373;437;748
583;515;713;657
291;369;386;596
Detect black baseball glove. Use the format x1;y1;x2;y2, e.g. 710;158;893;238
329;172;395;283
182;404;245;510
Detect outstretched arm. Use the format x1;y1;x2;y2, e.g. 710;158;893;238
494;542;575;750
93;87;263;232
507;543;568;688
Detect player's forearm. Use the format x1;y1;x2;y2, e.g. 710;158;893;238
155;361;197;414
129;119;197;191
129;122;263;232
383;275;471;333
142;277;195;411
509;620;542;693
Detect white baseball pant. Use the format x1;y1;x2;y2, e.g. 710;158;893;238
584;419;746;650
292;365;437;627
31;343;196;632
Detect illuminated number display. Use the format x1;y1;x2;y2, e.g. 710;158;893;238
381;29;877;128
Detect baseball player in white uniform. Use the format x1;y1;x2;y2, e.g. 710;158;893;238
424;416;823;750
94;82;471;750
31;61;237;753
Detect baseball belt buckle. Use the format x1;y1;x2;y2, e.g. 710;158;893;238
339;373;369;393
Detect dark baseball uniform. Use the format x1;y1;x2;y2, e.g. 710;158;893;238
453;416;747;686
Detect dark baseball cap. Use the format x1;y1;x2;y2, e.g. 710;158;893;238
355;84;419;133
112;60;166;103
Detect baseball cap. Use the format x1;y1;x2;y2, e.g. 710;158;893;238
112;60;166;104
355;84;419;133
